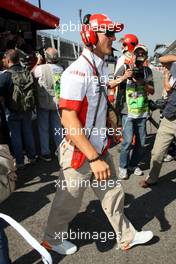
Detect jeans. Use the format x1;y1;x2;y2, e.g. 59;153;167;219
120;115;146;169
0;220;11;264
37;108;62;155
6;110;36;165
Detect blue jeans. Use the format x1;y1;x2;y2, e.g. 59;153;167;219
0;220;11;264
6;110;36;165
119;115;146;169
37;108;62;155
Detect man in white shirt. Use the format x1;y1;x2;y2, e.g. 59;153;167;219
34;48;63;161
42;13;153;255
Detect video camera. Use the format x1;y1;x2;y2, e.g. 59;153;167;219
35;48;46;62
133;66;144;80
148;98;167;112
126;63;144;80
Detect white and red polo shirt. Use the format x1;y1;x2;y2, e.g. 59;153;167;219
59;48;109;154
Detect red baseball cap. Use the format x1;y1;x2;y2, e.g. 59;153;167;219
89;14;124;33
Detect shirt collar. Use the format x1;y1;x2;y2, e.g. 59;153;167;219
82;48;105;70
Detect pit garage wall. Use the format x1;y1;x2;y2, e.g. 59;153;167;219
36;31;83;68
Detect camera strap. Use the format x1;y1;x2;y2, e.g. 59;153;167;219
81;54;103;139
82;54;118;124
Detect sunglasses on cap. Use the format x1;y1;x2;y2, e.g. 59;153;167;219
122;42;136;47
97;30;115;38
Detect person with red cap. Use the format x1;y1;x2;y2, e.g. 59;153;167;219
42;14;153;255
114;34;139;76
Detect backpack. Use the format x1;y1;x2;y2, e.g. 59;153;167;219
9;69;36;112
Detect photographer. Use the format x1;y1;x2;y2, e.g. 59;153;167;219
115;44;154;179
140;54;176;188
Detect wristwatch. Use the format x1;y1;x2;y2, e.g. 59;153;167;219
88;155;101;163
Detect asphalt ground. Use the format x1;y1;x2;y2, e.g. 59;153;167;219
1;70;176;264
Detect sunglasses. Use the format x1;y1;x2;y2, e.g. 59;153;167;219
122;42;136;47
97;30;115;38
135;51;146;56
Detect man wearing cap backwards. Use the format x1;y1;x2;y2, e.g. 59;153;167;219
115;44;154;180
42;14;153;255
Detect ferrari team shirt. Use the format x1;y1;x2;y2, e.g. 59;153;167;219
59;48;109;154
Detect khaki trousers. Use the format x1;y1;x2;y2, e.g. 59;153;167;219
44;139;136;246
146;117;176;184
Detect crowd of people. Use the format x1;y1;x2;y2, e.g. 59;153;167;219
0;12;176;263
0;47;63;168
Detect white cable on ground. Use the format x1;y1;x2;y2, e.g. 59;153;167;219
0;213;52;264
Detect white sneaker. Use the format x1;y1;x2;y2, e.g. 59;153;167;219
119;167;128;180
42;239;77;255
129;166;143;176
122;231;153;250
134;167;143;176
163;154;173;162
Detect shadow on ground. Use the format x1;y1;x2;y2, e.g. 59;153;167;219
0;159;60;222
125;171;176;231
2;134;176;263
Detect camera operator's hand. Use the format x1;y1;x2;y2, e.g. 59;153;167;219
36;53;43;65
144;83;155;95
163;67;172;92
123;68;133;81
90;159;111;181
163;67;171;79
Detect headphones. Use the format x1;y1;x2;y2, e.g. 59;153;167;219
79;10;98;47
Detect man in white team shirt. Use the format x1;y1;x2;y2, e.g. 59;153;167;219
42;13;153;255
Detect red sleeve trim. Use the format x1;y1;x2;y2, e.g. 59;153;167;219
59;98;82;112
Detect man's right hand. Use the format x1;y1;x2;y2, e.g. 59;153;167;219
90;159;111;181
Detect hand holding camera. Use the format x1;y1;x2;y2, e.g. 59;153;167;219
124;68;133;80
